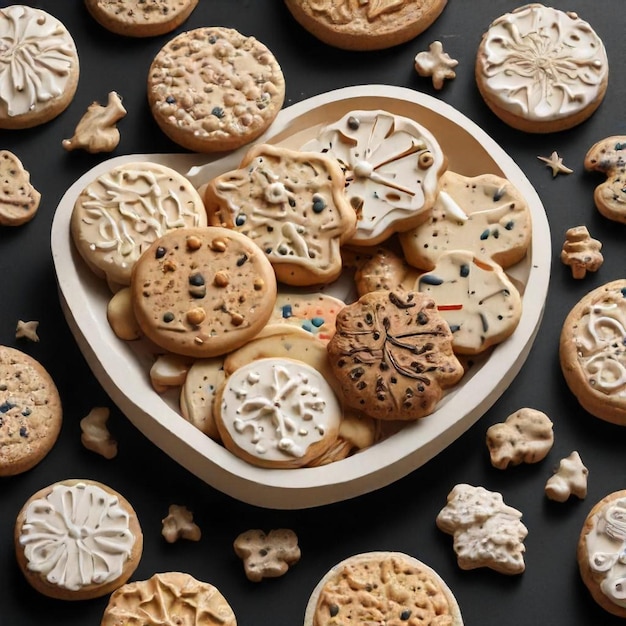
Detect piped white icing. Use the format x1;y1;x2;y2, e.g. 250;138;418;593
0;5;77;117
479;4;608;122
18;482;135;591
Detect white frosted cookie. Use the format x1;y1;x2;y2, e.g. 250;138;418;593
85;0;198;37
417;251;522;355
475;4;609;133
303;110;446;246
147;27;285;152
0;5;79;129
304;552;463;626
400;170;531;271
560;279;626;426
215;357;342;468
14;479;143;600
205;143;357;286
0;150;41;226
71;161;207;287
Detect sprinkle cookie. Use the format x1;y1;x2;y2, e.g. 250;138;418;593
0;5;79;129
131;226;277;358
147;27;285;152
0;150;41;226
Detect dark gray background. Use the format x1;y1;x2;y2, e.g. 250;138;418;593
1;1;625;624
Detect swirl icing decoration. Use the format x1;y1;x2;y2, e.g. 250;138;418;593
0;5;77;117
18;482;135;591
479;4;608;122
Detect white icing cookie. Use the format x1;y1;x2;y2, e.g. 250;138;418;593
215;357;342;468
475;4;609;133
302;109;446;246
417;250;522;355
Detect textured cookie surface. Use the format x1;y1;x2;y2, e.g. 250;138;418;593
71;162;207;286
147;27;285;152
131;226;277;358
284;0;448;51
560;280;626;425
0;346;62;476
15;479;142;600
0;150;41;226
475;4;608;133
0;5;79;129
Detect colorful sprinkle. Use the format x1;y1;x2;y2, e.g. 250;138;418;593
480;229;490;240
460;264;469;277
211;106;225;118
420;274;444;286
235;214;246;226
0;401;15;413
281;304;293;319
311;317;325;327
312;194;326;213
505;220;514;230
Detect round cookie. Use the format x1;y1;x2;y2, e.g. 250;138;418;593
215;356;342;468
85;0;198;37
131;226;277;358
147;26;285;152
0;150;41;226
15;479;143;600
327;290;464;421
284;0;448;51
578;490;626;618
0;346;62;477
0;5;79;129
304;551;463;626
475;4;609;133
100;572;236;626
560;280;626;426
71;161;207;288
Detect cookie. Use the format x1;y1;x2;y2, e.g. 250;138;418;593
417;251;522;355
578;490;626;618
584;136;626;224
327;290;464;421
147;27;285;152
475;4;609;133
399;170;531;271
304;551;463;626
560;225;603;279
0;346;62;477
80;406;118;459
560;280;626;426
15;479;142;600
284;0;448;51
161;504;201;543
85;0;198;37
354;246;421;297
131;226;277;358
100;572;236;626
0;5;79;129
214;356;342;468
303;110;446;246
71;161;207;288
545;451;588;502
205;143;357;286
0;150;41;226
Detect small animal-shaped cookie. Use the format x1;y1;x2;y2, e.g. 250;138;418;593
161;505;201;543
303;110;446;246
0;150;41;226
486;408;553;469
584;136;626;224
233;529;301;582
399;170;531;271
436;483;528;575
414;40;458;90
205;143;357;286
328;290;464;421
545;451;588;502
560;225;603;279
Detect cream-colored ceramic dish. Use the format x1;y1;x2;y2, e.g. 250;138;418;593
51;85;550;509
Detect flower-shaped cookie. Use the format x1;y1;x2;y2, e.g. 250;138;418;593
234;529;301;582
205;143;357;286
486;408;553;469
414;41;458;89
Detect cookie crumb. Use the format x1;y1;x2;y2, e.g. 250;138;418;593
15;320;39;342
161;504;201;543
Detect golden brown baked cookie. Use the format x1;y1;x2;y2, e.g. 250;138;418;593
205;143;357;286
0;150;41;226
0;346;62;476
131;226;277;358
15;479;142;600
147;27;285;152
560;280;626;426
85;0;198;37
578;490;626;618
304;552;463;626
284;0;448;51
327;290;464;420
0;5;79;129
475;4;609;133
100;572;236;626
